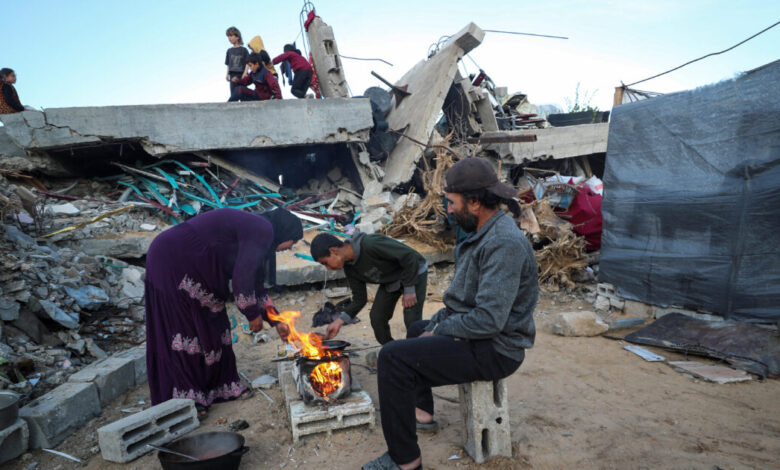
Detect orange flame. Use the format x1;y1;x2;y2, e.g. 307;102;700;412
266;307;345;398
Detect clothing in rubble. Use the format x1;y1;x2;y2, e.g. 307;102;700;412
376;210;538;465
144;208;302;407
272;49;313;98
228;66;282;101
0;82;24;114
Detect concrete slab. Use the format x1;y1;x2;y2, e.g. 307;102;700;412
382;23;485;187
98;398;198;463
668;361;753;384
482;123;609;164
307;17;350;98
69;355;136;405
0;419;28;465
20;381;101;448
0;99;373;155
278;361;375;442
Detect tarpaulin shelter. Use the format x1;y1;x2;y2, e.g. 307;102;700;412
600;60;780;323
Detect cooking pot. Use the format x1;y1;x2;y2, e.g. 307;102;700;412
158;431;249;470
320;339;350;352
0;391;20;430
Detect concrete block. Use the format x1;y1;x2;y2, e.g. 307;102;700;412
278;362;374;442
459;379;512;464
112;345;148;385
0;419;29;465
98;399;198;463
623;300;653;319
20;381;101;448
597;283;617;297
552;311;609;337
594;295;611;311
609;297;625;310
68;355;135;405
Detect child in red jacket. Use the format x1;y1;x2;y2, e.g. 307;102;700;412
229;53;282;101
272;45;313;98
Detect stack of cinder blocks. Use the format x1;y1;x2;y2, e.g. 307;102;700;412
19;344;146;449
459;379;512;464
98;399;199;463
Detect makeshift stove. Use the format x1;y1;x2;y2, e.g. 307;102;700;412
267;308;375;441
291;340;352;405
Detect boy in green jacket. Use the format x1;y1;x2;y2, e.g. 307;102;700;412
310;232;427;344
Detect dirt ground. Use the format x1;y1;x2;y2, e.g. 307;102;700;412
9;267;780;470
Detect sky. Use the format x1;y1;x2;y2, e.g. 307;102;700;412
2;1;778;112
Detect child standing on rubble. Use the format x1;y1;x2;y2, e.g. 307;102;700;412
272;44;313;98
310;232;428;345
0;68;26;114
228;53;282;101
225;27;249;97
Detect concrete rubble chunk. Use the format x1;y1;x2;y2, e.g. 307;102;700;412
251;374;278;390
68;355;136;405
363;192;393;211
0;298;21;322
20;381;101;448
483;124;609;165
38;300;79;329
383;23;485;187
48;203;79;215
98;398;198;463
552;311;609;337
306;17;350;98
0;100;373;155
139;223;156;231
0;419;29;465
62;285;109;311
3;225;35;249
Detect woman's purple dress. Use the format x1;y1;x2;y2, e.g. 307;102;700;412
145;209;273;406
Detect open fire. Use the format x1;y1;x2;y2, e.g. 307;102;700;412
267;307;352;404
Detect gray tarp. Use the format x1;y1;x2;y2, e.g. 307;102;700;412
601;60;780;322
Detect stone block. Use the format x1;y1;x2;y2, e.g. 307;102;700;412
609;297;625;310
68;355;135;405
459;379;511;464
112;345;148;385
363;192;393;211
552;311;609;337
623;300;653;319
98;398;198;463
0;419;28;465
20;381;100;448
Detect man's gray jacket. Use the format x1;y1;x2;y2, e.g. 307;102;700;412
427;211;538;361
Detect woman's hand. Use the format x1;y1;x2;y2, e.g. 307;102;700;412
326;317;345;339
248;316;264;332
275;322;290;342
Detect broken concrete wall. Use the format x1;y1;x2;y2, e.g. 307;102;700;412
382;23;485;188
0;99;373;155
481;123;609;164
306;16;350;98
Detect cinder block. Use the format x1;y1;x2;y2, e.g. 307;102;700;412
20;381;101;448
0;419;29;464
113;345;147;385
278;362;375;442
68;355;135;405
98;398;199;463
623;300;653;319
597;283;616;297
459;379;512;464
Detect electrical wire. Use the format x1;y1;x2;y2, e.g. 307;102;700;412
484;29;568;40
338;54;393;66
626;20;780;87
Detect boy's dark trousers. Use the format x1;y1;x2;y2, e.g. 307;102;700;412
228;86;259;102
228;71;243;95
369;271;427;345
291;69;313;98
376;320;523;465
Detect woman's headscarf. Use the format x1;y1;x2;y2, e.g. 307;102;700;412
260;208;303;286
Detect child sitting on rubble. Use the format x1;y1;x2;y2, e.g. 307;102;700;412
228;53;282;102
0;68;27;114
272;44;313;98
310;232;428;345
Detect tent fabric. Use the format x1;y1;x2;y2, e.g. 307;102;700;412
600;60;780;323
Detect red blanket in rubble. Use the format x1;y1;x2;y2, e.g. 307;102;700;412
559;180;602;251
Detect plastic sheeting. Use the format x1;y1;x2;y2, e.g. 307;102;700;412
600;60;780;322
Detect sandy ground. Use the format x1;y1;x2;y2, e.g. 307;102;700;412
9;268;780;470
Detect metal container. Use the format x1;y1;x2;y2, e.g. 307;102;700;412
0;391;20;430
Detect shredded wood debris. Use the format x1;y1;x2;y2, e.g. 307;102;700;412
528;199;587;290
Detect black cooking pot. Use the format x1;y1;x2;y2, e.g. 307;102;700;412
158;432;249;470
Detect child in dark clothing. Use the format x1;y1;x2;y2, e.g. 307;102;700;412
0;68;25;114
229;53;282;101
311;232;428;345
225;26;249;97
272;44;313;98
